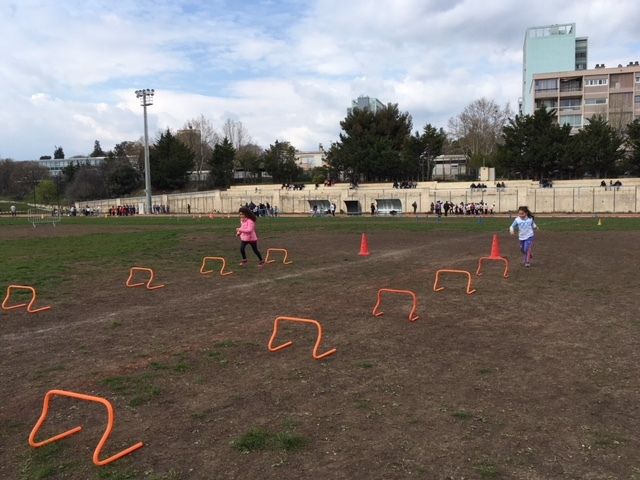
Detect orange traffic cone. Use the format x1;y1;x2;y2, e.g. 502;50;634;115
358;233;370;256
488;234;503;259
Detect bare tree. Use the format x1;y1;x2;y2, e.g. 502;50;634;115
182;115;221;184
447;98;512;167
222;119;251;150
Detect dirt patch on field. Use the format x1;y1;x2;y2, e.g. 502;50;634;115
2;228;640;479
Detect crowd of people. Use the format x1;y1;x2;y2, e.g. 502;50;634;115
108;205;138;216
601;180;623;190
431;200;495;216
470;183;488;190
281;183;306;191
242;201;278;217
392;181;417;189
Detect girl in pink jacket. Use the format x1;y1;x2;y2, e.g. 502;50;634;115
236;206;264;266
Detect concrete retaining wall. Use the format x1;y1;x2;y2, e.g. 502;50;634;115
79;179;640;214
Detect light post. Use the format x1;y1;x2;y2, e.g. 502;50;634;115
135;88;154;214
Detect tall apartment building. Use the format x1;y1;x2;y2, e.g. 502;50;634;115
348;95;384;115
522;23;588;115
532;62;640;131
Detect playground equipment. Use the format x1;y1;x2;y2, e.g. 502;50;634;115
264;248;293;265
358;233;370;256
29;389;144;466
268;316;337;360
476;234;510;278
125;267;165;290
372;288;419;322
2;285;51;313
200;256;233;276
433;269;476;295
27;209;61;228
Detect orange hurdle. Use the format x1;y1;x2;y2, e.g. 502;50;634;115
433;269;476;295
199;256;233;276
29;389;144;466
264;248;293;265
372;288;419;322
476;234;509;278
268;316;336;360
2;285;51;313
125;267;165;290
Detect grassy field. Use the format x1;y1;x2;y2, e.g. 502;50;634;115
1;215;639;294
2;215;640;479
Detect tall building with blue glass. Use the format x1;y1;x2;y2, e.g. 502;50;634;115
522;23;588;115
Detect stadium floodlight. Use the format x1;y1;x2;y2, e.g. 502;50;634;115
135;89;155;214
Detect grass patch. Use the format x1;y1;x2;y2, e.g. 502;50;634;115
206;349;229;365
357;361;374;369
232;428;308;453
473;462;500;478
173;360;191;373
451;410;474;420
592;431;625;448
31;364;66;381
478;367;494;375
149;361;170;370
102;372;160;407
96;468;140;479
96;468;180;480
20;443;75;480
214;340;238;348
354;399;372;410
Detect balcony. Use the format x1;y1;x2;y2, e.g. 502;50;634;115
535;89;558;99
559;106;581;112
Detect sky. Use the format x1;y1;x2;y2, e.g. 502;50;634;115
1;0;639;160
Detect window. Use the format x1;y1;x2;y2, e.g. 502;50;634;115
560;98;581;107
559;115;582;127
535;99;557;109
584;98;607;105
585;78;608;86
636;95;640;104
535;78;558;91
559;98;581;112
636;74;640;84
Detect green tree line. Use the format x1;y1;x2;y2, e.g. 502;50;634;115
2;101;640;205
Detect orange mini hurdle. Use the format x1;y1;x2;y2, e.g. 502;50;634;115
125;267;165;290
372;288;419;322
29;389;144;466
2;285;51;313
476;234;509;278
199;256;233;276
433;269;476;295
264;248;293;265
268;316;336;360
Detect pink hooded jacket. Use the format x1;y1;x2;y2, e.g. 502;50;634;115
237;218;258;242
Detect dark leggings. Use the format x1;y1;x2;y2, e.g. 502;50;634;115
240;241;263;261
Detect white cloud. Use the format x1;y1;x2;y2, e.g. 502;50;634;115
0;0;639;160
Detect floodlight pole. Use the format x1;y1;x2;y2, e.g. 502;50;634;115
135;89;155;214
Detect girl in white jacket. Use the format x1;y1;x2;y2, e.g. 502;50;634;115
509;206;537;267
